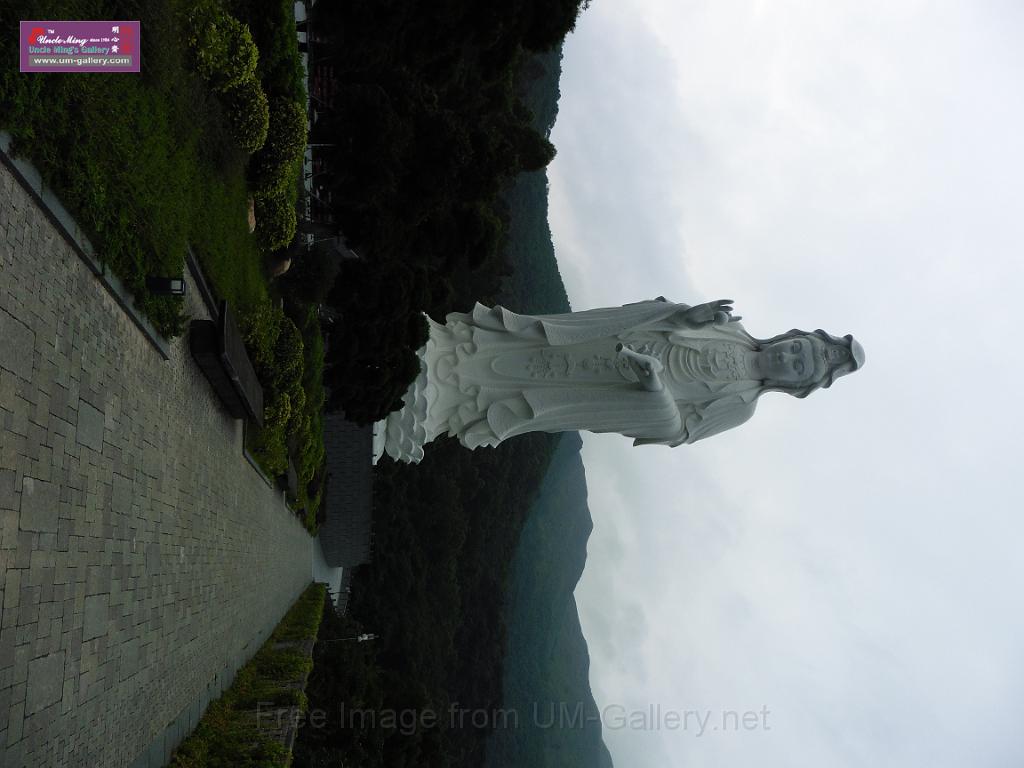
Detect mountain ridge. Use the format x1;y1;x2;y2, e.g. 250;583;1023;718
485;432;614;768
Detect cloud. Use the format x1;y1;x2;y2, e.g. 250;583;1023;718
548;6;702;308
551;1;1024;766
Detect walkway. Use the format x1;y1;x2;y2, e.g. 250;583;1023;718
0;159;313;767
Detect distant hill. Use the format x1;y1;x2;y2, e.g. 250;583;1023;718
497;47;572;315
484;432;614;768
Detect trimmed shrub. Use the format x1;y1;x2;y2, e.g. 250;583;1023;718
250;422;288;476
266;98;308;165
253;98;308;194
233;0;308;104
254;189;297;252
242;305;306;475
271;315;305;396
240;303;304;409
187;4;259;93
169;584;325;768
223;76;270;154
256;650;313;681
280;247;342;305
239;301;282;367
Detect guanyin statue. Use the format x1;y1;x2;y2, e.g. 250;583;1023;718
372;297;864;464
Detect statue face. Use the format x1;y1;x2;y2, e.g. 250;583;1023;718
759;337;816;383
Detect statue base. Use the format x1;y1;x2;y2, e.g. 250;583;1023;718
370;324;436;465
370;308;516;465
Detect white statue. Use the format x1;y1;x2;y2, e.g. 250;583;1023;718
372;297;864;464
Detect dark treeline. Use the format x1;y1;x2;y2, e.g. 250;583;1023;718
306;0;587;424
296;432;562;768
497;47;572;317
294;13;583;766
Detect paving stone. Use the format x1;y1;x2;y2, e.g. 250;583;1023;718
0;628;15;669
111;474;131;515
0;160;312;768
75;400;104;453
25;650;64;715
8;396;29;438
118;637;139;682
142;442;161;480
0;468;16;510
13;533;33;568
82;594;108;641
0;309;35;382
7;700;24;746
2;571;19;608
144;542;161;576
19;477;59;533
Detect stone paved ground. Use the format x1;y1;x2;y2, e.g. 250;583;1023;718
0;162;313;766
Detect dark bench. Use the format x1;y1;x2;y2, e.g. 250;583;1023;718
190;300;264;427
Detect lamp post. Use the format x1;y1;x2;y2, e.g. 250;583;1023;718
322;633;377;644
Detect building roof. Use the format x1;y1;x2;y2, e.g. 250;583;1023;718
318;413;374;568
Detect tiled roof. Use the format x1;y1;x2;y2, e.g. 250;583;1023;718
319;413;374;568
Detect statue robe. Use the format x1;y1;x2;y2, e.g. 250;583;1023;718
407;298;764;453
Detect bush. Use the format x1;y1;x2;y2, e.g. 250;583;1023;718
279;247;342;305
241;304;306;475
282;306;327;532
253;98;308;193
232;0;308;104
256;650;314;681
254;189;297;251
250;422;288;476
187;4;259;93
271;315;305;401
223;76;270;153
169;584;326;768
239;301;282;367
266;98;308;165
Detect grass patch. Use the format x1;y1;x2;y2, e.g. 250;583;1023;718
189;165;270;316
170;583;327;768
0;0;265;337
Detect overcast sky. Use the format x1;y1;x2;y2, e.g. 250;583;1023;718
549;2;1024;766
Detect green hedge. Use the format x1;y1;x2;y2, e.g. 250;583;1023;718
253;98;308;195
223;76;270;154
170;583;327;768
187;3;259;93
228;0;309;105
240;304;305;476
254;189;298;252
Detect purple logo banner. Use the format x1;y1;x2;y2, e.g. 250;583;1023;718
21;20;140;73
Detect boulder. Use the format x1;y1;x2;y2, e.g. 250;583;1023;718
269;257;292;277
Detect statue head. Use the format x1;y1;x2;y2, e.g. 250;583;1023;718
755;329;865;398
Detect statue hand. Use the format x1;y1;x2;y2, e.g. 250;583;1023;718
616;343;665;391
681;299;741;328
